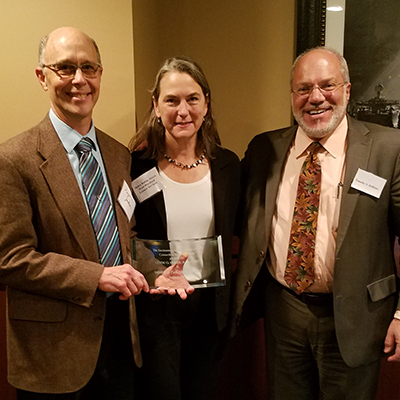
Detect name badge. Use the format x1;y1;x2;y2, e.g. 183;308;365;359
131;167;163;203
351;168;386;199
118;180;136;221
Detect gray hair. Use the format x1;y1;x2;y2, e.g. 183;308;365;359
290;46;350;89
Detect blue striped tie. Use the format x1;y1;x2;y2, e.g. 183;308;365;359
75;137;122;267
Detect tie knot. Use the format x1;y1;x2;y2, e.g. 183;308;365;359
309;141;322;154
76;137;96;154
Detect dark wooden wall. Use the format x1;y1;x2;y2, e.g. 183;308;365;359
0;288;16;400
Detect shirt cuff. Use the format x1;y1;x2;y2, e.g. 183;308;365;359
394;310;400;321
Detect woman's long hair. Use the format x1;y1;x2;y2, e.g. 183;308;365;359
128;56;221;159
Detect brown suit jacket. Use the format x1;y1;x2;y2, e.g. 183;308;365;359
0;116;141;393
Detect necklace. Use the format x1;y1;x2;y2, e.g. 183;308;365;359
164;150;206;169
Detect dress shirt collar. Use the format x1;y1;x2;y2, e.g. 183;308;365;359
294;115;348;159
49;108;98;155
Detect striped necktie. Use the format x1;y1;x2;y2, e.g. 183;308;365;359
75;137;122;266
284;141;322;294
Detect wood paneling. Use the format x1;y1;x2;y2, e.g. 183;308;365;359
0;290;16;400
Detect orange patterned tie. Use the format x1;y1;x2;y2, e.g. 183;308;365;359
284;142;322;294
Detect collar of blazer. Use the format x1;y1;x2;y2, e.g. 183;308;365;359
335;116;371;254
260;116;372;257
37;116;99;261
37;115;131;263
132;146;235;238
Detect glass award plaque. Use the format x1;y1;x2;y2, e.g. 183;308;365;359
132;235;225;288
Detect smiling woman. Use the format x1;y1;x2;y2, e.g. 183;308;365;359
128;56;241;400
154;71;208;160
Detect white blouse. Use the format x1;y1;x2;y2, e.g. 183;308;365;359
159;169;215;281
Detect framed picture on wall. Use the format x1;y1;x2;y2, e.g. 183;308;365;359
297;0;400;129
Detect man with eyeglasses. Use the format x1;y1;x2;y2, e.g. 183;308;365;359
0;26;192;399
233;47;400;399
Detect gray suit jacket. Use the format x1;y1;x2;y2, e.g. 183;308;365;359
233;116;400;367
0;116;141;393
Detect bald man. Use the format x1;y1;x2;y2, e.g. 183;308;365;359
233;47;400;399
0;27;191;400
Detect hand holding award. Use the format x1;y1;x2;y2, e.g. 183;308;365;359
150;252;195;299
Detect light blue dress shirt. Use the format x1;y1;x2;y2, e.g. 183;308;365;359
49;109;113;213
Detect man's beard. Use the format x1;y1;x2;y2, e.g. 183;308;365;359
293;96;348;139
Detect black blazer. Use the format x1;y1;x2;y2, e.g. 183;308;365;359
131;146;240;331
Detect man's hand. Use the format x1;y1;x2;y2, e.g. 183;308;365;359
384;318;400;361
98;264;149;300
152;253;195;300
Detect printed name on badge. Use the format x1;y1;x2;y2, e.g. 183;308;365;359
131;167;163;203
351;168;387;199
118;180;136;221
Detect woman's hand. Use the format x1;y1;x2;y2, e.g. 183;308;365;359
152;253;195;299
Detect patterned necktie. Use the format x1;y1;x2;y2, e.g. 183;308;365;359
75;137;122;266
284;141;322;294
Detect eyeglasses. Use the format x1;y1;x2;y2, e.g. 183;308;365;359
41;62;102;78
292;82;347;97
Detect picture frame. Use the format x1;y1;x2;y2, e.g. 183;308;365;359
297;0;400;129
296;0;326;56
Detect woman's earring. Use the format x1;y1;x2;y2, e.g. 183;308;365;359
157;117;161;124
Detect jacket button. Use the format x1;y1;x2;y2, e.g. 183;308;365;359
259;250;265;258
244;280;252;291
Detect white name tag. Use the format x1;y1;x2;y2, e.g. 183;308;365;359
351;168;387;199
118;180;136;221
131;167;163;203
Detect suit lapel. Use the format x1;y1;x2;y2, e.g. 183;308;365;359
131;154;167;236
264;127;297;245
144;160;168;234
96;130;132;263
211;147;230;236
336;117;372;253
38;117;99;261
152;192;168;233
257;118;371;261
